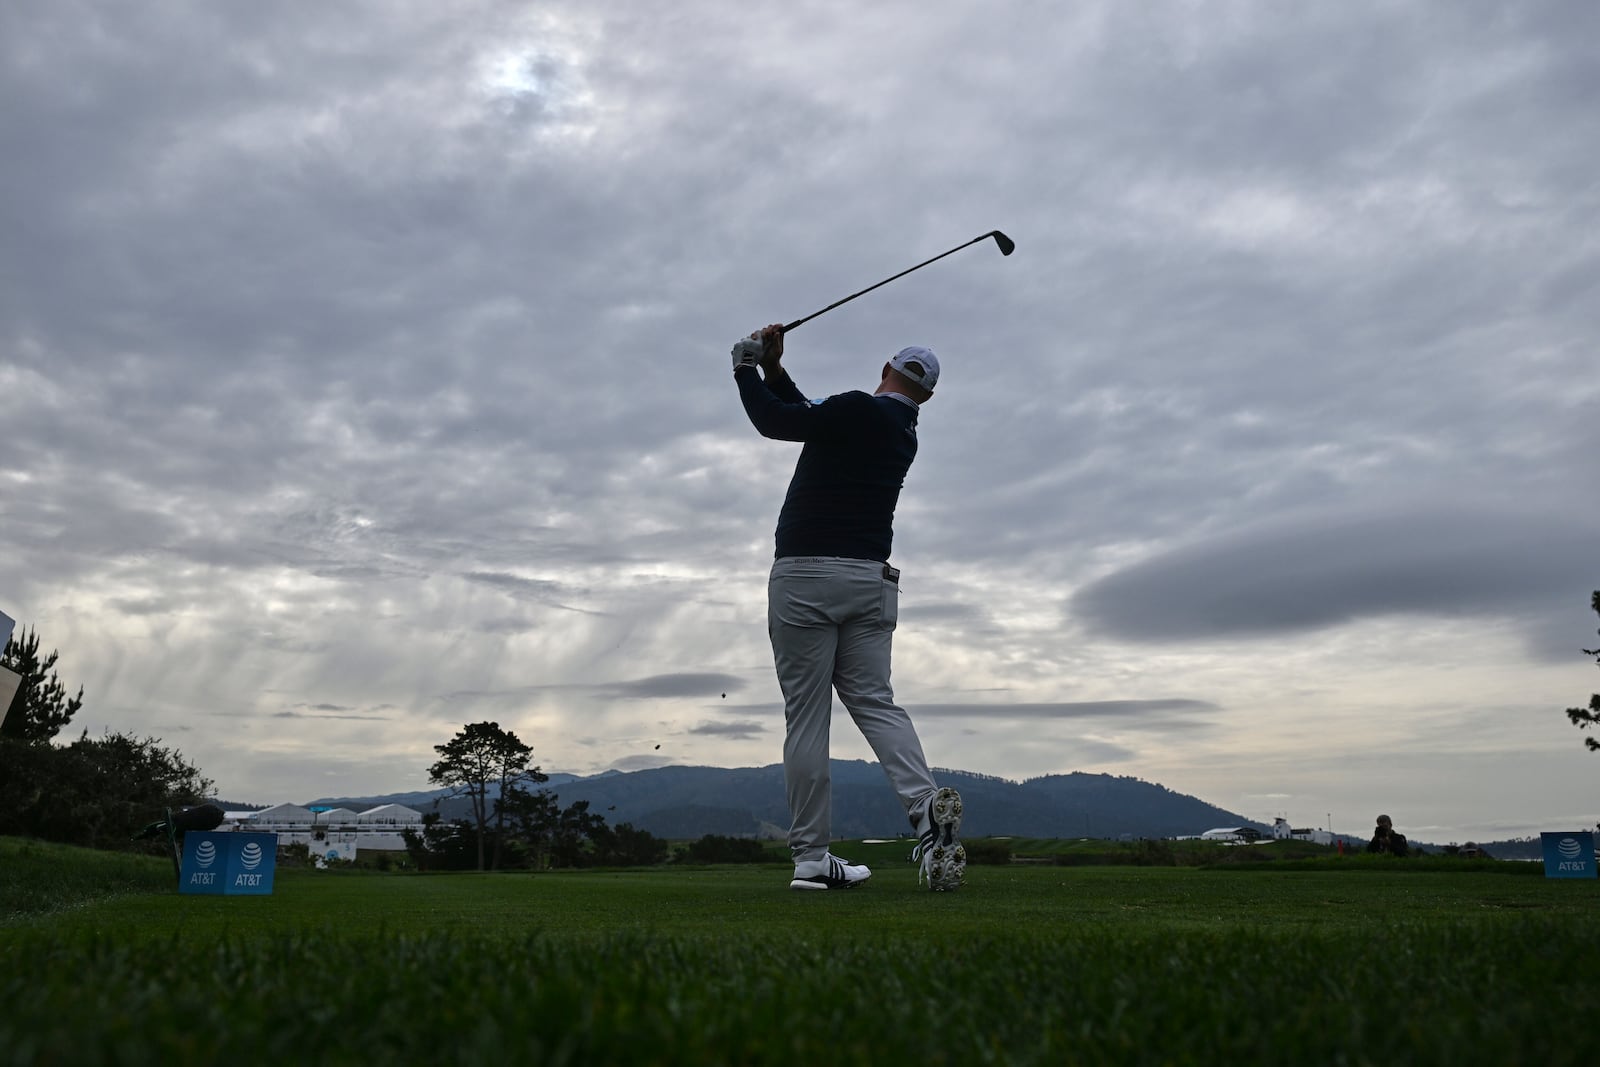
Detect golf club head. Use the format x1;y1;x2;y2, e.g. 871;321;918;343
988;230;1015;256
170;803;225;833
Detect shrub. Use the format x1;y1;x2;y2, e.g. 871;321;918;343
276;842;315;868
963;839;1013;865
1133;838;1178;866
675;834;780;865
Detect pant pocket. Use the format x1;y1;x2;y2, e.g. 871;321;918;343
879;579;899;631
770;575;832;628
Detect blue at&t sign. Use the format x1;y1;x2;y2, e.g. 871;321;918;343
1540;831;1596;879
179;832;280;895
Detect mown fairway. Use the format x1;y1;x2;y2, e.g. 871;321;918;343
2;838;1597;1065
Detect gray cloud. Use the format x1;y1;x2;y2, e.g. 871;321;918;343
915;700;1218;725
607;755;676;773
461;572;597;614
602;674;746;700
274;709;392;722
944;737;1140;766
1058;739;1140;765
1071;504;1598;644
688;720;768;740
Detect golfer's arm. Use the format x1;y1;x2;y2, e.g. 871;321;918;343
735;365;822;442
762;365;807;405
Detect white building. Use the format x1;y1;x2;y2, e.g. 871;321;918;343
1272;817;1335;846
219;803;423;863
1199;826;1263;844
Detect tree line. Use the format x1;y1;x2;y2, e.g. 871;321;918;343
1;626;211;850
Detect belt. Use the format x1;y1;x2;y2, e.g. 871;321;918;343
774;557;899;584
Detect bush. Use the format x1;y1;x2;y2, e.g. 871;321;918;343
675;834;781;865
592;823;670;868
1205;844;1273;866
0;732;212;850
963;839;1013;865
1047;839;1183;867
276;842;316;869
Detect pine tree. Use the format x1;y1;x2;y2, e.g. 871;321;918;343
427;721;544;870
1;626;83;743
1565;591;1600;752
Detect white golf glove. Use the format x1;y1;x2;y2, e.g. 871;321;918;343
731;336;762;371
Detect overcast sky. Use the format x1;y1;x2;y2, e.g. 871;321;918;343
3;1;1596;843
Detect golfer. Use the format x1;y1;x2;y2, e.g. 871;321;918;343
731;324;965;891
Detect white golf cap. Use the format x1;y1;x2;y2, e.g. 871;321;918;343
888;345;939;391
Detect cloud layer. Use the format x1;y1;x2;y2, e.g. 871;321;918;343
2;1;1595;842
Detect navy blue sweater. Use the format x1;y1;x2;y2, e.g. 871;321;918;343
735;365;918;562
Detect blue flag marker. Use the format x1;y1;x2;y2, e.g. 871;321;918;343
179;832;279;895
1540;831;1596;879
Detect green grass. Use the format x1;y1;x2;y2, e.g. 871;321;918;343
0;837;175;920
2;836;1597;1065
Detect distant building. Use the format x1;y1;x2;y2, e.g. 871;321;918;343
220;803;422;863
314;807;361;827
1272;817;1334;846
234;803;317;830
1199;826;1262;844
358;803;423;829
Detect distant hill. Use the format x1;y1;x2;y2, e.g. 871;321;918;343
306;772;585;813
308;762;1265;842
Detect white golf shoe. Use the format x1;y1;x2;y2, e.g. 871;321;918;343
790;853;872;890
913;787;966;891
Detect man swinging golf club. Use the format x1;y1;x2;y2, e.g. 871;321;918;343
732;324;965;891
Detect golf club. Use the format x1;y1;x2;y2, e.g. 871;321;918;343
781;230;1015;334
137;802;225;879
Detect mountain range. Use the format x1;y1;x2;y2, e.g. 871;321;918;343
307;761;1267;842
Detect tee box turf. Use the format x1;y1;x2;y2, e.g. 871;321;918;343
179;832;280;895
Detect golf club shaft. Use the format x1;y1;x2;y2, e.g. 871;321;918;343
781;230;1013;333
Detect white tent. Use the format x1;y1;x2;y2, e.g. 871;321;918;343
358;803;422;826
247;803;316;828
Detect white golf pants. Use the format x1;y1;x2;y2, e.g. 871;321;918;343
767;556;938;862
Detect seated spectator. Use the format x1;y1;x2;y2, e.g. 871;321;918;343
1366;814;1409;856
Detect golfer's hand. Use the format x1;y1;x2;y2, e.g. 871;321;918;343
731;334;762;372
758;324;784;374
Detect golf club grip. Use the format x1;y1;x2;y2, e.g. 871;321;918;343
781;234;991;334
